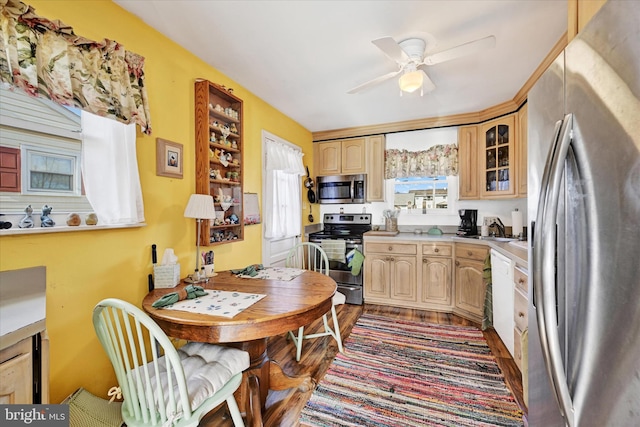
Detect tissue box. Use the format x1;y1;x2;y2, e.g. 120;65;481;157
153;264;180;288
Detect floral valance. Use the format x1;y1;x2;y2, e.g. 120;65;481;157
385;144;458;179
0;0;152;134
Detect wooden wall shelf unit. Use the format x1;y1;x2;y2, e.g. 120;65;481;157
195;79;244;246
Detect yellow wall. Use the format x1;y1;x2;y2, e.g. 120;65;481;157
0;0;314;403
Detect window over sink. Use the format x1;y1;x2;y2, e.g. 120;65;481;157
393;175;456;214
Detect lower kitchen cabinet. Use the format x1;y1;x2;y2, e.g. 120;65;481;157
420;243;453;308
513;264;529;409
364;242;417;305
454;243;489;323
0;338;32;404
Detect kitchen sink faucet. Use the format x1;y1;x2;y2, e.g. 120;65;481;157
490;218;506;237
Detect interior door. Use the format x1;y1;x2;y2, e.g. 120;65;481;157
261;130;302;267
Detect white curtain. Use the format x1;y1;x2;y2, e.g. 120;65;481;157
264;138;305;239
81;111;145;225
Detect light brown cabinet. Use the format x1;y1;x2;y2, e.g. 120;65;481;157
517;104;528;197
420;243;453;308
568;0;607;41
0;338;32;404
453;243;488;323
314;138;366;176
480;114;516;198
458;112;526;200
366;135;385;202
364;242;417;305
458;125;479;199
513;264;529;408
195;79;244;245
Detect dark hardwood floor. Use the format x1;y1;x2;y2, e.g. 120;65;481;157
202;303;525;426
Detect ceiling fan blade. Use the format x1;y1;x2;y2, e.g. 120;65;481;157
417;66;436;92
423;35;496;66
348;69;402;94
372;37;409;64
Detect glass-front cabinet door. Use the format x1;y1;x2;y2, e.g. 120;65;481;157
480;114;516;198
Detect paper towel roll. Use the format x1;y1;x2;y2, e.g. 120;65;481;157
512;209;523;237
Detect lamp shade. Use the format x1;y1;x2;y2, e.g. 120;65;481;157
399;70;424;93
184;194;216;219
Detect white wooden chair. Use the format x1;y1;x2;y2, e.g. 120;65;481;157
93;298;248;427
285;242;345;362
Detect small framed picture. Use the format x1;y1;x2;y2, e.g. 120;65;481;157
156;138;183;179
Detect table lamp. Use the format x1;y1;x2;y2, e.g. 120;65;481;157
184;194;216;281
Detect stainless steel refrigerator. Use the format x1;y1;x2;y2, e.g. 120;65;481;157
527;1;640;426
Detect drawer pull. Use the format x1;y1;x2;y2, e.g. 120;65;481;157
388;246;393;251
455;261;460;266
518;311;525;318
434;248;440;253
423;258;427;263
467;251;473;256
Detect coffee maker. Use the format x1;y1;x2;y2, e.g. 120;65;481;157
457;209;478;236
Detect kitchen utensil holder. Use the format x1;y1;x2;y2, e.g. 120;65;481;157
385;218;398;232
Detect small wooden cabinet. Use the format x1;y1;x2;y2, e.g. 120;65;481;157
195;79;244;245
420;243;453;308
458;125;479;199
314;138;366;176
517;103;528;197
0;338;32;404
364;242;417;305
480;114;516;198
366;135;385;202
454;243;488;323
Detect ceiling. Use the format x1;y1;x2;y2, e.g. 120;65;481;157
115;1;567;134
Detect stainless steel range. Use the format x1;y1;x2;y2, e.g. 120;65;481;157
308;213;371;305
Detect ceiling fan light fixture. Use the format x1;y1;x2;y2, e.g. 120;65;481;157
399;70;423;93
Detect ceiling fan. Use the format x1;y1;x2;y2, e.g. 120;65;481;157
348;34;496;96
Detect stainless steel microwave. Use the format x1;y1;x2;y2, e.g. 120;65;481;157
317;174;366;204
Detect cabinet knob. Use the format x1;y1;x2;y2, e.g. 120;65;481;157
423;258;427;263
434;248;439;253
388;246;393;251
518;311;525;318
455;261;460;266
518;278;526;284
467;251;473;256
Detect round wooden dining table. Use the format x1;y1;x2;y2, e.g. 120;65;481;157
142;268;336;427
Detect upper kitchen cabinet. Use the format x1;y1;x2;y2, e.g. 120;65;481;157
366;135;385;202
194;79;244;246
314;137;366;176
458;125;479;199
480;114;516;199
517;104;528;197
568;0;607;41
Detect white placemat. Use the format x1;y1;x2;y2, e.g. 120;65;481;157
238;266;306;281
165;289;266;318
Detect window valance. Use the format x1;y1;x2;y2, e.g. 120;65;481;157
385;144;458;179
0;0;152;134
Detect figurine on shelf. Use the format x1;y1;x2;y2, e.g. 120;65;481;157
215;104;224;113
220;124;231;143
40;205;55;227
19;205;34;228
229;123;238;134
231;140;238;150
210;169;222;180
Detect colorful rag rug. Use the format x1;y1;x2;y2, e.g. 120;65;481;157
300;314;523;427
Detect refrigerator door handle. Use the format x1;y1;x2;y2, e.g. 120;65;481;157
534;113;575;427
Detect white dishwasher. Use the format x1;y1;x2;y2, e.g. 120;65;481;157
491;249;514;356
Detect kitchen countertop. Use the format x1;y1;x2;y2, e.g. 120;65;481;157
363;231;528;269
